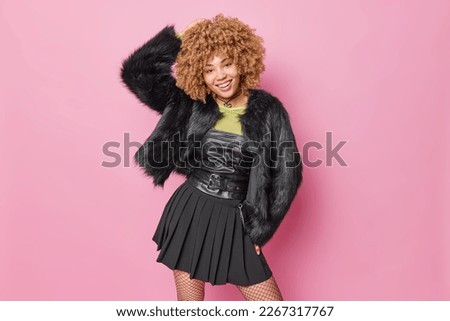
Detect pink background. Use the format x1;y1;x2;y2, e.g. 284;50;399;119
1;0;449;300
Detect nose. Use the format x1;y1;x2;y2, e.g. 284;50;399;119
216;67;226;80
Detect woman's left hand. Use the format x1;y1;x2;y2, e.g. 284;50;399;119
254;244;261;255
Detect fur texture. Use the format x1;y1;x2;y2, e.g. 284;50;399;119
121;25;303;246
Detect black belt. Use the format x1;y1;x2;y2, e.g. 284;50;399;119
188;170;248;200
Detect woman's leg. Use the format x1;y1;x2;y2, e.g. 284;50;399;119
236;276;283;301
173;269;205;301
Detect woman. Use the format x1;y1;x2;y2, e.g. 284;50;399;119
121;14;302;301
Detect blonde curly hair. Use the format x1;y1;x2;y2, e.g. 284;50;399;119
175;14;265;103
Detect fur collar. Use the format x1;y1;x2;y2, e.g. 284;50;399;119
187;89;272;144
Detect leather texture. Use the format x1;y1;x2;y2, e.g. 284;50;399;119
187;128;251;200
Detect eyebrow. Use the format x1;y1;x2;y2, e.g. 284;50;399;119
205;58;232;66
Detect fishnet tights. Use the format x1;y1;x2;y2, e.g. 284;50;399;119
173;269;283;301
173;269;205;301
236;276;283;301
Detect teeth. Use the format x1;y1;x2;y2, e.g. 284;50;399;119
217;80;231;88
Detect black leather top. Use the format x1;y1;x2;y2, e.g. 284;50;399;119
187;128;253;199
199;129;252;175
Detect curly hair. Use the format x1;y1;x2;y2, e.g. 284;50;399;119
175;14;265;103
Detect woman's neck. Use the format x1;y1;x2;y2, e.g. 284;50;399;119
214;90;248;108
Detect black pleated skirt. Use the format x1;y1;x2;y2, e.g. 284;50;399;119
152;179;273;286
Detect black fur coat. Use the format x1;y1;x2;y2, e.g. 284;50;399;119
120;26;303;247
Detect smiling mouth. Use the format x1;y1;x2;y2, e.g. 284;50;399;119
216;80;232;89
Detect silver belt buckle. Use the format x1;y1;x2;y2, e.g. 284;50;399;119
207;173;222;189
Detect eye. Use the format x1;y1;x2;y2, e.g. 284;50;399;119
204;69;213;74
225;62;232;67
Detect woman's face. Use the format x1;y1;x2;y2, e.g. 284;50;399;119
203;54;240;100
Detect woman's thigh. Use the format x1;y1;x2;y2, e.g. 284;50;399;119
236;276;283;301
173;269;205;301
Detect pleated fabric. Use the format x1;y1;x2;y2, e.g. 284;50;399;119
152;179;273;286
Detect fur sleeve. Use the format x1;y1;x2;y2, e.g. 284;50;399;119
242;95;303;247
265;97;303;243
120;25;182;114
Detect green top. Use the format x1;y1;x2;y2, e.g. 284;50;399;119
213;103;247;136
